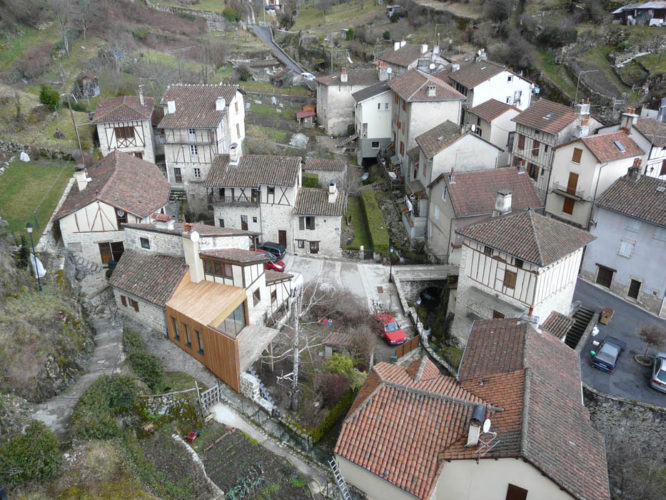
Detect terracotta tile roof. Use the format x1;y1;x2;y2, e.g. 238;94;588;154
634;117;666;147
378;44;423;68
415;120;462;159
578;131;645;162
109;250;187;306
92;95;154;123
596;174;666;227
467;98;519;122
513;99;577;135
303;157;346;172
456;210;596;266
294;187;344;216
199;248;269;264
158;83;239;129
264;270;292;284
316;68;378;87
204;154;300;187
351;81;391;103
56;151;169;220
448;60;506;89
389;69;464;103
296;109;315;119
540;311;575;340
122;222;258;237
436;168;542;217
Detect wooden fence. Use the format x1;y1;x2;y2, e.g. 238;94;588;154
395;336;420;359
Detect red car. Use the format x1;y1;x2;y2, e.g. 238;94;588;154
253;248;285;272
371;312;407;345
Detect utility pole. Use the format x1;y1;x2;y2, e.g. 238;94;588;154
290;291;301;411
65;93;85;164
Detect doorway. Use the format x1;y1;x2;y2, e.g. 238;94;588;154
278;230;287;248
628;279;641;299
596;265;614;288
98;241;124;265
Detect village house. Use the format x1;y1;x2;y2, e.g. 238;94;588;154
352;81;393;165
390;69;465;175
293;185;344;258
426;168;542;264
158;83;246;212
55;151;169;266
463;98;521;165
545;131;645;229
92;88;156;163
580;172;666;317
510;99;602;199
334;318;610;500
613;1;666;25
451;210;595;341
302;157;347;189
316;68;379;136
377;41;448;76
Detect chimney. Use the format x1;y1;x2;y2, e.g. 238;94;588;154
340;68;348;83
74;167;91;192
465;405;486;447
400;37;406;49
426;83;436;98
394;41;401;52
138;85;144;106
492;189;512;217
574;99;591;138
167;100;176;114
182;229;204;283
328;179;338;203
433;44;440;56
517;160;525;174
620;106;638;132
378;61;388;82
216;97;226;111
451;63;460;72
421;42;428;55
628;158;642;181
229;142;240;165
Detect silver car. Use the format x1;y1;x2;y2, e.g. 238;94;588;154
650;352;666;393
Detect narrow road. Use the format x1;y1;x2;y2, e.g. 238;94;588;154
251;24;305;74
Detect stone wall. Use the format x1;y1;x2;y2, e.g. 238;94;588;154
113;288;166;333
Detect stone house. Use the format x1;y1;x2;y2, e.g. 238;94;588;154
334;326;610;500
352;81;393;164
510;99;603;200
158;83;245;212
377;42;449;76
545;131;646;229
426;168;542;264
581;173;666;317
303;157;347;189
452;210;595;341
55;151;169;266
316;68;379;136
463;98;521;166
293;185;344;259
92;89;156;163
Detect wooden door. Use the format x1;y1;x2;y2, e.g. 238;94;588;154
562;197;575;215
98;243;112;265
628;279;641;299
596;265;614;288
567;172;579;194
278;230;287;248
241;215;248;231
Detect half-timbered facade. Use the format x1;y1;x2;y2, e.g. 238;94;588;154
55;151;169;266
92;91;156;163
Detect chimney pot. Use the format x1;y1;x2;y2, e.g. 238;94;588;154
138;85;144;106
427;83;436;97
167;100;176;114
421;42;428;55
184;222;193;233
340;68;348;83
216;97;226;111
493;189;512;216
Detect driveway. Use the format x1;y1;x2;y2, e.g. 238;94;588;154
251;25;304;74
574;279;666;407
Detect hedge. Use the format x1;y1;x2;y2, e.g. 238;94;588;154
0;421;60;486
302;172;319;188
124;329;164;392
308;389;356;443
360;190;389;256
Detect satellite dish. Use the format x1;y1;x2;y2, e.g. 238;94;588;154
387;67;392;74
429;63;436;70
483;419;491;433
116;209;125;217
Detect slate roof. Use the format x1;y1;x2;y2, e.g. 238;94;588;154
596;174;666;227
437;168;542;217
122;222;258;237
294;188;344;216
351;81;391;103
56;151;170;220
199;248;269;264
448;60;506;89
264;270;293;284
378;44;423;68
634;118;666;147
467;98;519;122
109;250;187;306
389;69;464;103
204;154;300;187
578;131;644;162
92;95;154;123
513;99;577;135
303;157;346;172
316;68;378;87
456;210;596;266
415;120;462;159
158;83;239;129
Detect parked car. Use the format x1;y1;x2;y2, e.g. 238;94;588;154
416;287;443;309
371;312;407;345
590;336;626;373
650;352;666;393
252;249;285;272
258;241;286;260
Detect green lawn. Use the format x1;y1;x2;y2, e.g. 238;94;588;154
240;80;311;96
0;160;74;238
535;49;577;98
246;124;289;143
344;196;371;250
292;0;383;31
162;0;226;11
636;52;666;74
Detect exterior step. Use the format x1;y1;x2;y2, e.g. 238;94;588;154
564;306;595;349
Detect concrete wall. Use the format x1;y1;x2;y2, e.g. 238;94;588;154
292;213;342;258
305;168;347;189
113;288;166;333
97;119;155;163
243;262;271;325
336;455;417;500
470;71;533;111
124;226;185;256
488;109;519;154
318;82;375;136
355;90;393;145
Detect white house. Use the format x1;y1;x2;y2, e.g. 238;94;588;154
464;98;520;165
158;83;245;212
377;41;449;76
293;185;344;258
55;151;170;266
452;210;595;341
389;69;465;175
92;90;155;163
581;172;666;317
316;68;379;136
352;81;393;164
545;131;645;228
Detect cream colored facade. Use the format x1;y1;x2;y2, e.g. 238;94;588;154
96;119;155;163
336;456;416;500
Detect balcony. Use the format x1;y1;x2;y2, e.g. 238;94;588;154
551;182;588;201
208;193;260;207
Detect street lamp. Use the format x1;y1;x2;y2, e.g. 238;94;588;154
25;222;42;292
575;70;599;104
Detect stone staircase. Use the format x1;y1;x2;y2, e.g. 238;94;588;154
67;251;102;276
564;306;596;349
169;189;187;202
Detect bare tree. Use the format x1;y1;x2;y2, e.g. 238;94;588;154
49;0;75;56
78;0;95;40
639;323;665;358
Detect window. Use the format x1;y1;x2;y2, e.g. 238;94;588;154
171;317;180;340
506;484;528;500
114;126;135;141
252;216;257;223
400;142;405;155
271;289;277;304
134;152;143;159
140;237;150;249
184;323;191;347
299;216;315;230
235;101;239;113
219;218;225;228
297;239;305;249
434;205;439;219
204;259;214;275
527;163;539;181
493;310;505;319
618;240;635;258
174;167;183;183
120;295;127;307
241;215;248;230
532;139;540;157
116;209;128;227
129;299;138;312
572;147;583;163
515;258;523;269
309;241;319;254
402;122;405;133
402;100;406;111
397;119;401;129
394;94;399;104
222;303;246;336
216;262;233;279
267;186;275;197
562;197;575;214
625;219;641;232
193;167;201;178
504;270;517;289
371;141;380;148
544;144;549;153
377;102;381;110
236;123;241;138
661;159;666;176
483;246;493;256
188;128;196;136
196;330;204;354
507;75;513;82
517;134;525;150
190;144;198;156
385;102;389;110
253;288;261;306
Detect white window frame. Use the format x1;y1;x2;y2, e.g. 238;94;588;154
618;239;635;258
190;144;198;156
193;167;201;178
